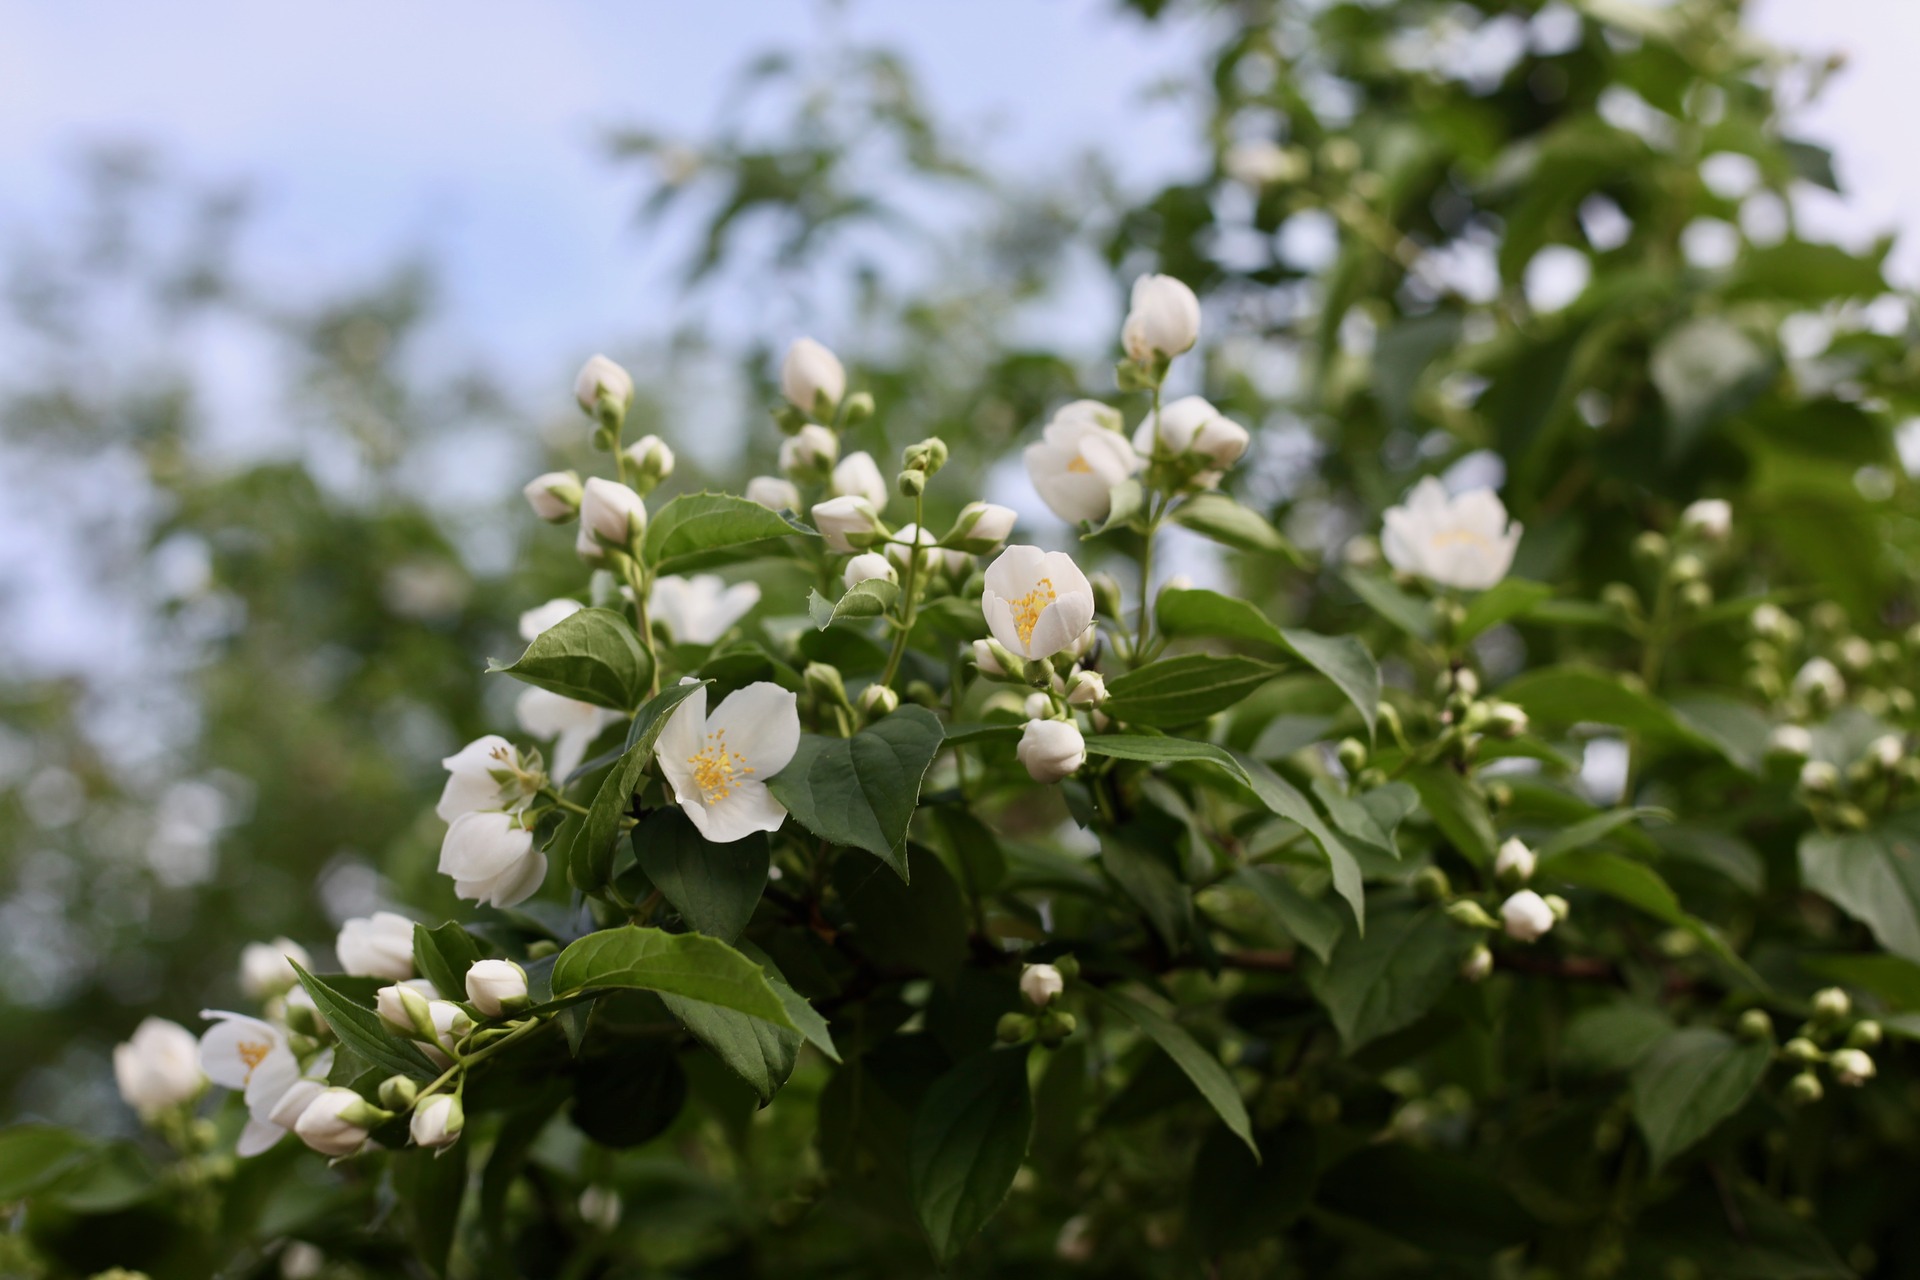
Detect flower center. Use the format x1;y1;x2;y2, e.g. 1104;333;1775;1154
238;1039;271;1081
1067;455;1094;474
1428;528;1494;553
1010;577;1057;646
689;729;753;805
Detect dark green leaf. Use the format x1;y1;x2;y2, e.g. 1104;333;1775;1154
1188;1122;1317;1254
662;981;799;1105
909;1047;1034;1264
1319;1144;1535;1258
1342;570;1437;641
0;1126;94;1201
1407;765;1500;866
832;845;969;985
1234;865;1344;963
634;808;768;943
290;962;440;1081
1630;1027;1770;1169
1535;808;1666;862
549;926;795;1028
1237;755;1369;931
766;706;945;879
1278;629;1380;740
487;607;650;711
1799;811;1920;964
412;923;484;1004
571;1041;687;1148
641;491;802;572
1304;907;1467;1050
1562;1001;1674;1074
573;680;709;893
394;1140;467;1277
1095;989;1257;1159
1104;654;1279;727
1083;733;1249;780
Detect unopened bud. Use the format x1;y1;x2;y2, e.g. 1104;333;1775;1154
1601;582;1642;619
804;662;849;708
1830;1047;1876;1086
1065;670;1108;708
1484;702;1529;739
1460;945;1493;983
841;390;875;426
902;437;948;476
896;468;926;498
378;1076;419;1110
1020;963;1066;1008
1668;553;1705;584
1783;1036;1822;1065
623;434;675;492
859;684;900;717
1787;1071;1824;1106
1090;572;1125;621
1677;581;1713;612
1495;837;1537;886
996;1012;1033;1044
1414;867;1452;903
523;470;584;523
1632;531;1670;564
1445;899;1497;930
1812;987;1852;1022
410;1093;465;1149
1736;1009;1773;1043
1035;1010;1077;1046
1847;1020;1883;1049
1336;737;1368;773
1799;760;1840;795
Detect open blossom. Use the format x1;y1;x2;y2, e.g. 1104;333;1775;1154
200;1010;305;1155
830;451;890;510
780;337;846;415
240;938;311;999
1025;400;1140;525
1134;395;1250;475
519;597;583;642
336;912;416;980
522;470;582;523
811;494;884;553
1018;719;1086;784
581;478;647;551
1381;477;1521;591
746;475;800;511
437;735;536;823
574;354;633;415
1122;273;1202;364
516;688;618;780
982;545;1097;661
657;680;801;843
440;811;546;909
1501;890;1556;943
650;574;761;645
114;1018;204;1117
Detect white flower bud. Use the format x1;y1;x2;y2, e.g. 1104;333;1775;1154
375;980;439;1036
1766;724;1813;759
464;959;529;1018
294;1087;379;1157
831;451;890;510
240;938;311;999
844;552;896;589
952;501;1017;551
1792;657;1845;705
1024;692;1052;720
885;522;937;573
336;912;416;981
113;1018;205;1117
779;423;839;478
1831;1047;1876;1086
1134;395;1250;475
859;683;900;717
1680;498;1731;541
1494;837;1536;885
575;522;604;563
1460;945;1494;983
1121;273;1202;364
971;639;1008;677
1867;734;1904;771
267;1078;328;1132
1065;670;1107;708
439;811;547;910
581;478;647;551
1017;719;1086;784
780;337;846;415
573;355;633;416
623;434;675;484
1223;138;1307;187
811;495;885;553
1020;963;1065;1008
410;1094;465;1149
745;475;801;511
1799;760;1840;794
522;470;583;523
1501;889;1556;943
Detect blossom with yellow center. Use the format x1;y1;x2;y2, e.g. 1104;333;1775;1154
656;679;801;843
1024;400;1140;524
1380;477;1521;591
982;545;1096;661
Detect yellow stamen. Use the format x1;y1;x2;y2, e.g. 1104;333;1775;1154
1428;528;1495;552
688;728;753;805
1009;576;1057;647
238;1039;271;1081
1067;455;1094;474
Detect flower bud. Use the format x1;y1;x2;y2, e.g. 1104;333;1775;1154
1445;899;1497;930
1121;273;1201;366
581;478;647;552
1830;1047;1876;1086
1460;945;1493;983
1017;718;1086;784
1787;1071;1824;1106
1484;702;1529;739
1023;692;1053;720
1799;760;1840;795
1792;657;1845;708
902;437;949;476
623;434;675;490
1495;837;1537;886
859;683;900;718
1677;581;1713;612
378;1075;419;1110
1631;531;1670;564
1036;1009;1077;1046
1783;1036;1822;1064
1065;670;1107;709
283;987;329;1038
1336;737;1368;774
949;501;1017;553
1414;867;1452;903
337;912;416;980
1812;987;1852;1022
240;938;311;999
896;468;926;498
113;1018;205;1117
1542;893;1570;921
1679;498;1730;541
1601;582;1642;619
971;639;1013;678
779;424;839;480
522;470;583;523
294;1087;384;1158
574;354;633;419
375;980;432;1036
1866;734;1904;772
996;1012;1033;1044
831;451;890;510
1767;724;1813;760
1848;1020;1883;1049
810;495;886;553
1668;553;1706;584
1500;890;1556;942
841;390;875;425
1089;572;1125;621
1736;1009;1774;1043
410;1093;465;1149
465;959;529;1018
780;338;847;417
1020;962;1066;1008
745;475;801;511
843;552;897;590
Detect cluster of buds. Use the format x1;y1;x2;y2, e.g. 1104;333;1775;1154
1422;836;1569;977
1746;601;1915;722
968;561;1106;786
1791;730;1915;831
1423;664;1529;766
1762;987;1883;1105
997;960;1078;1047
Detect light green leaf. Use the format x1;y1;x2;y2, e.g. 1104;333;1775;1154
634;809;769;943
1342;570;1437;641
1630;1027;1770;1169
550;926;795;1028
1304;907;1468;1051
1170;492;1301;560
1237;755;1370;932
766;706;945;879
807;578;900;630
1083;734;1251;782
1104;654;1279;727
641;492;803;573
910;1047;1034;1264
1457;578;1554;643
488;607;651;710
571;680;709;893
1095;989;1257;1159
1278;629;1380;740
0;1126;95;1201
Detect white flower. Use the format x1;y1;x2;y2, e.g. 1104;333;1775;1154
240;938;311;999
651;574;761;645
1024;400;1141;524
1223;138;1305;187
574;354;633;415
1017;719;1086;784
437;735;534;823
335;912;416;981
1680;498;1731;540
1020;963;1065;1008
781;337;847;415
657;680;801;843
831;451;890;510
1494;837;1537;884
982;545;1097;661
522;470;582;523
375;979;440;1036
1134;395;1250;476
581;478;647;551
411;1094;464;1150
1460;945;1494;983
1792;657;1845;704
199;1010;302;1146
466;959;529;1017
1122;274;1202;364
519;597;583;642
1767;724;1813;759
114;1018;204;1116
1751;603;1790;639
439;811;546;909
1868;734;1904;770
1501;890;1556;943
1381;478;1522;591
746;475;800;511
811;494;884;553
779;423;840;477
886;522;938;573
624;433;675;483
294;1087;377;1158
1799;760;1840;794
516;688;616;781
844;552;897;589
1831;1048;1877;1086
952;501;1017;551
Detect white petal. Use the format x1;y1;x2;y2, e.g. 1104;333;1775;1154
684;779;788;843
236;1117;289;1157
242;1048;302;1117
705;682;801;776
481;847;548;908
982;544;1048;600
197;1012;285;1091
981;592;1025;658
515;687;606;740
438;812;534;881
654;683;709;805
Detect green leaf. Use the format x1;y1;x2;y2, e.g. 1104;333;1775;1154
1101;832;1192;951
0;1125;94;1201
1799;952;1920;1010
807;578;900;630
289;962;440;1081
1630;1027;1771;1169
1407;765;1500;866
1237;756;1370;932
1498;665;1703;743
394;1140;468;1277
909;1047;1034;1264
412;923;484;1004
1234;866;1344;963
1318;1144;1535;1258
1457;578;1554;642
1562;1001;1674;1074
1535;807;1667;862
1669;695;1770;774
641;491;802;573
1095;989;1257;1160
634;809;769;943
832;845;970;985
572;680;708;893
1278;629;1380;740
571;1041;687;1148
1087;478;1146;536
1304;907;1468;1051
549;926;795;1028
488;607;651;711
1546;850;1764;989
766;706;945;879
1103;654;1279;727
1170;492;1300;560
1188;1122;1316;1254
1799;811;1920;964
1342;570;1436;641
1083;734;1251;782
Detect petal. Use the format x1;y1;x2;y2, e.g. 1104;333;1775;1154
1038;551;1094;599
712;581;762;636
198;1013;285;1091
1027;593;1094;660
1407;476;1452;518
706;682;801;776
515;687;604;740
243;1047;301;1116
482;847;548;908
982;592;1026;658
438;812;533;880
686;779;787;843
1450;488;1511;540
1380;508;1425;577
654;683;709;803
983;545;1048;600
550;724;604;783
236;1117;289;1157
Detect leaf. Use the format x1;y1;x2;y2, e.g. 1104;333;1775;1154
634;809;769;943
1234;866;1344;963
1342;570;1436;641
1278;629;1380;740
1535;807;1667;862
1304;907;1468;1051
1188;1122;1316;1254
1798;952;1920;1010
412;923;484;1004
1407;765;1500;866
1630;1027;1771;1169
488;607;650;711
1499;665;1711;748
832;845;970;984
571;1041;687;1148
1457;578;1553;643
641;491;802;572
807;578;900;630
1547;850;1765;989
1088;478;1146;536
909;1047;1034;1264
766;706;945;879
1170;492;1300;560
1103;654;1279;727
394;1140;467;1277
1318;1144;1535;1258
289;962;440;1081
1101;833;1192;951
1799;811;1920;964
1562;1001;1674;1074
573;680;709;893
662;951;815;1105
1083;734;1251;781
1095;989;1257;1159
549;926;795;1028
1669;695;1770;774
0;1126;94;1201
1650;317;1774;457
1159;592;1384;742
1237;756;1370;932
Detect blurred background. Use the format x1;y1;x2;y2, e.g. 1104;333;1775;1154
4;0;1916;1134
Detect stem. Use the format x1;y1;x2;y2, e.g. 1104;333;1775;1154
1135;382;1164;661
619;553;662;698
542;790;590;816
879;489;927;691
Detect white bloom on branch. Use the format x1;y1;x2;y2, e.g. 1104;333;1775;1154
239;937;310;999
1020;963;1066;1008
779;424;839;478
623;433;675;483
375;979;440;1036
811;494;885;553
657;680;801;843
982;545;1097;661
581;478;647;551
1680;497;1731;540
293;1087;378;1158
1135;395;1249;477
518;597;583;642
199;1010;301;1151
1024;400;1140;525
516;688;617;781
1122;273;1202;364
1381;478;1521;591
952;501;1017;551
1017;719;1086;784
844;553;897;589
746;475;801;511
1792;657;1845;704
114;1017;204;1117
1494;837;1537;884
466;959;529;1018
335;912;416;981
1766;724;1813;759
437;735;536;823
780;337;846;416
1500;890;1556;943
651;574;761;645
522;471;582;523
411;1094;464;1150
574;354;633;415
886;522;938;574
439;811;546;909
259;1077;328;1156
831;451;890;511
